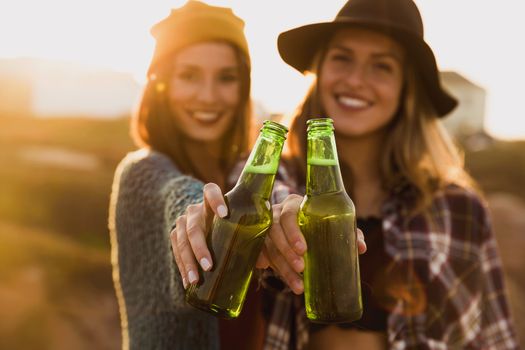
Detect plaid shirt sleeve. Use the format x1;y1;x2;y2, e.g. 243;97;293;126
384;185;520;349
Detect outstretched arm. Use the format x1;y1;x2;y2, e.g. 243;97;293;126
110;152;219;350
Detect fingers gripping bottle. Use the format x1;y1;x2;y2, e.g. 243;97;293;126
298;118;362;323
186;120;288;319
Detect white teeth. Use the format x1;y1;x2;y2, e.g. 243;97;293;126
338;96;369;108
192;111;219;122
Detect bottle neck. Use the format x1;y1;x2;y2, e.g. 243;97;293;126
306;131;345;196
237;125;286;199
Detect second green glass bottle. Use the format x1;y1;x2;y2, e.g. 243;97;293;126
298;118;362;323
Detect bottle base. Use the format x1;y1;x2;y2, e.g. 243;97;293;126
186;295;240;320
307;308;363;324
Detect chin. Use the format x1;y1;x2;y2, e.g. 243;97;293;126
336;124;389;139
332;121;361;135
186;132;224;143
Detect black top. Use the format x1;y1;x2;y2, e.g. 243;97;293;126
310;216;389;333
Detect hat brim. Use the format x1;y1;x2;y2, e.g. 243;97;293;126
278;20;457;117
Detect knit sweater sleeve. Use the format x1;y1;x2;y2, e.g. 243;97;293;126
109;150;219;350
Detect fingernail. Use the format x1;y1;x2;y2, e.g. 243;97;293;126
294;241;306;253
188;270;198;284
217;205;228;218
293;258;304;271
182;277;188;289
200;258;212;271
293;280;303;293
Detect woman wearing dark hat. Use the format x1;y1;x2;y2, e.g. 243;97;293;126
260;0;520;348
109;1;267;349
171;0;519;349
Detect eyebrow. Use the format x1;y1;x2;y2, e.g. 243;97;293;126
329;44;403;63
175;64;239;72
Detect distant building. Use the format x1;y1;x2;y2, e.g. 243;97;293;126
440;71;486;137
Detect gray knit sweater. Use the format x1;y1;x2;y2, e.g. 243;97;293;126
109;149;220;350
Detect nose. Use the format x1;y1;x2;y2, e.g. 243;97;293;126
344;64;366;88
196;77;218;104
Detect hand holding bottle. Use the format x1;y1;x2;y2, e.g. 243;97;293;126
172;120;288;318
171;189;367;294
259;194;367;296
170;182;227;289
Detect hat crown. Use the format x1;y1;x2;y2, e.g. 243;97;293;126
335;0;424;37
147;0;250;75
151;0;244;39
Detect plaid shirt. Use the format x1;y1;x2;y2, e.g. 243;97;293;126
262;169;519;350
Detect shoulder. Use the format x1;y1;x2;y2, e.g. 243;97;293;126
116;148;181;179
422;184;492;246
433;184;489;226
112;148;203;203
114;148;194;189
396;184;491;249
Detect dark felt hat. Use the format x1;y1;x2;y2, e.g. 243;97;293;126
278;0;457;117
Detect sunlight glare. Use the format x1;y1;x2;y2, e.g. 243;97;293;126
0;0;524;138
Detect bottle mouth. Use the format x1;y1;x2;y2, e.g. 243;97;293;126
307;117;334;132
261;120;289;138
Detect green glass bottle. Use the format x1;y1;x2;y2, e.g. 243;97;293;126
298;118;362;323
186;120;288;319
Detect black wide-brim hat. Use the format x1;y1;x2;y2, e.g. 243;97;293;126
278;0;457;117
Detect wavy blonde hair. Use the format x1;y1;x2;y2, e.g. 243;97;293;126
286;48;476;212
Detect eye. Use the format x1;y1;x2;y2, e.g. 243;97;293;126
219;72;239;83
328;52;352;63
177;70;198;82
378;63;392;71
373;61;395;73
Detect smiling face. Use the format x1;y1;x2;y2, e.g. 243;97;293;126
168;41;241;142
319;27;405;139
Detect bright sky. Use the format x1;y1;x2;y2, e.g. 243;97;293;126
1;0;524;139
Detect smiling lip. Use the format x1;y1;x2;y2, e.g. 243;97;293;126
336;95;372;110
189;111;222;123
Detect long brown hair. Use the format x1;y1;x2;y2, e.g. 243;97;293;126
286;43;475;212
131;43;252;184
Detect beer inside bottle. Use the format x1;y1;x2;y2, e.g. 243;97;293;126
298;118;362;323
186;120;288;319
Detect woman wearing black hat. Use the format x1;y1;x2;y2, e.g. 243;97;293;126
172;0;519;348
259;0;519;348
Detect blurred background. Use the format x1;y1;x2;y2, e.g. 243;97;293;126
1;0;524;349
